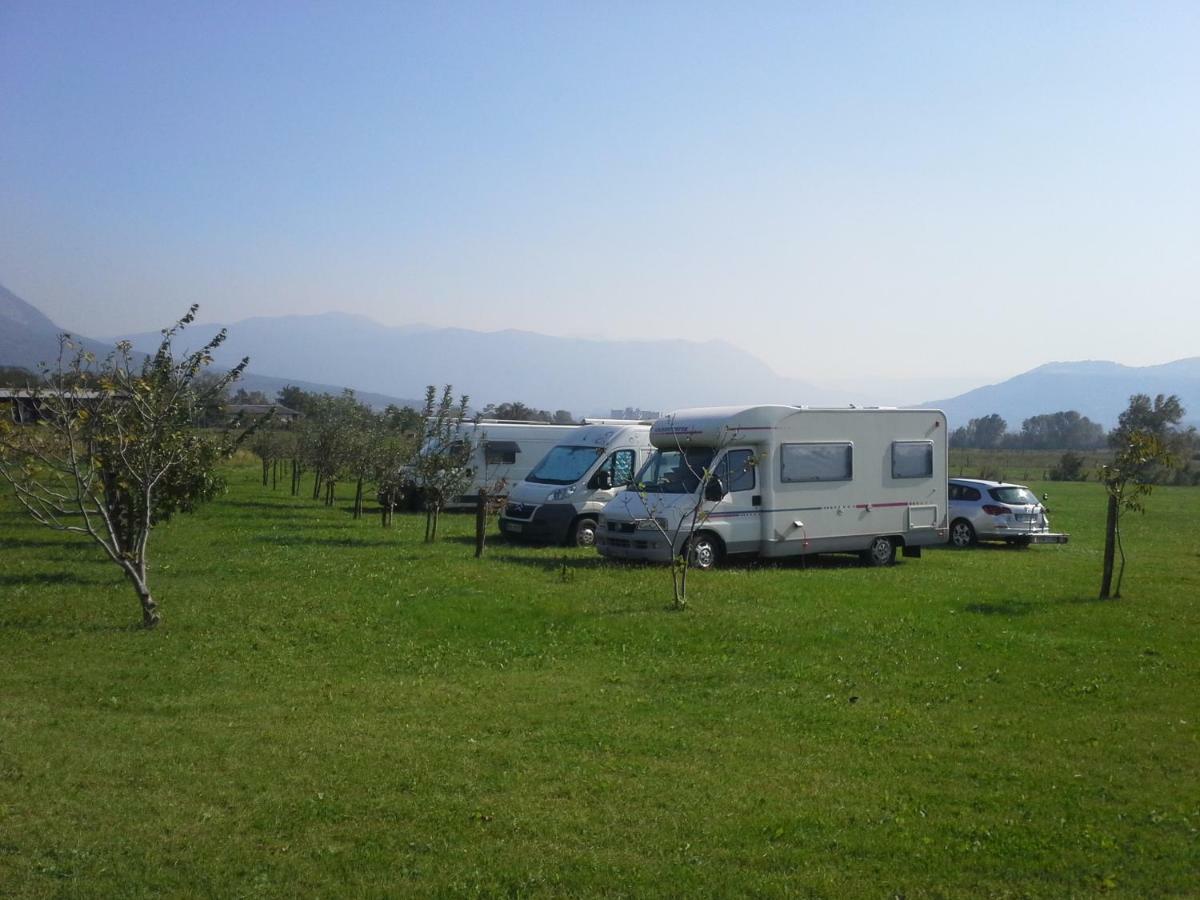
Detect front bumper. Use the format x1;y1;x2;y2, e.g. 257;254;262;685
595;528;675;563
499;503;577;545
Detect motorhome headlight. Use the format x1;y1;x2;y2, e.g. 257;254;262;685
547;485;578;502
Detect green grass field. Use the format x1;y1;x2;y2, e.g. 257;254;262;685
2;462;1198;897
948;448;1113;483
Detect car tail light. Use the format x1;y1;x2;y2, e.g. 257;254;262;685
982;504;1011;516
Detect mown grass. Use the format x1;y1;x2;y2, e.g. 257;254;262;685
1;463;1198;897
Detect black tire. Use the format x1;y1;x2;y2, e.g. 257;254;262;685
570;517;598;548
949;519;976;549
861;535;896;567
686;532;723;571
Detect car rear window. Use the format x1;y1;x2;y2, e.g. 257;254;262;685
988;486;1039;505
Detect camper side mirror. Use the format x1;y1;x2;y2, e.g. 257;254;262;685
594;469;613;490
704;477;727;502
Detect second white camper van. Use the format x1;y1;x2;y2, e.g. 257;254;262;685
499;422;655;546
596;405;948;568
414;420;582;509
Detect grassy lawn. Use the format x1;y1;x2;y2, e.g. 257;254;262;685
1;462;1198;897
948;448;1113;483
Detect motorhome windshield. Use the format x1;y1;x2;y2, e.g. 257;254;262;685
634;448;715;494
525;446;604;485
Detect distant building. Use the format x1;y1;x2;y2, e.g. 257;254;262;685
0;388;112;425
610;406;661;421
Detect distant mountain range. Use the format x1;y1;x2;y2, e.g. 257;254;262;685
924;359;1200;430
105;311;842;413
0;283;115;369
3;281;1198;426
0;284;418;409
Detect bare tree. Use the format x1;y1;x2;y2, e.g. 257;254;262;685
625;417;753;610
0;308;250;627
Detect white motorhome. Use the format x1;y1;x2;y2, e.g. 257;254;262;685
596;405;948;568
499;422;655;546
416;420;582;509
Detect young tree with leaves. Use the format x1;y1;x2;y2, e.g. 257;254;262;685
1097;394;1186;599
0;308;251;628
413;385;475;542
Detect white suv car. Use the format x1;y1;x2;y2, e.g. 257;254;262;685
948;478;1069;548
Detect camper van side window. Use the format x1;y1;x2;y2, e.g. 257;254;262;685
892;441;933;478
780;443;852;483
719;449;756;492
484;441;520;466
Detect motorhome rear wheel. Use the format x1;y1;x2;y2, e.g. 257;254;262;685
862;536;897;567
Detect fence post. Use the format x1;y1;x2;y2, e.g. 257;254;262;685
475;488;487;558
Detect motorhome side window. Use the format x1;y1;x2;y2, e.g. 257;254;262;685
484;441;519;466
891;441;933;479
719;449;755;491
780;442;852;483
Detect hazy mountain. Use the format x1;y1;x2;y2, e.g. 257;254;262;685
0;284;417;408
925;359;1200;429
0;282;113;370
8;282;1198;424
110;312;847;413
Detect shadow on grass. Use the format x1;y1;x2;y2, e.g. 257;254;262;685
0;537;97;551
964;593;1108;615
442;534;516;547
488;550;878;574
488;552;609;572
0;571;110;588
252;534;396;548
759;553;874;571
221;499;310;511
964;601;1037;616
0;615;148;635
928;542;1035;554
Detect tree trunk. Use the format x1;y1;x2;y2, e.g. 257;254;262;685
1113;518;1128;599
272;459;279;490
475;489;487;558
1099;493;1118;599
312;470;322;501
261;458;269;486
123;565;160;628
354;478;364;519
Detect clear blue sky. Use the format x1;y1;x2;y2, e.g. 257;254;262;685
2;1;1197;395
